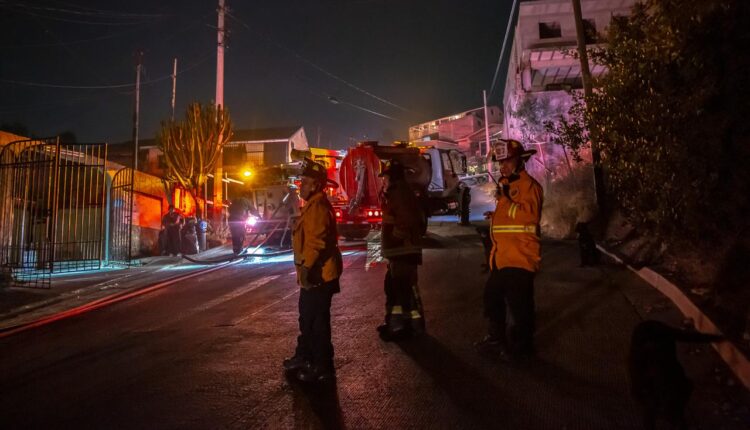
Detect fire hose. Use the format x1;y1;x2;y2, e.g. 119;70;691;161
180;217;293;265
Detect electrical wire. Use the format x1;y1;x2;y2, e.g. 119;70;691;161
0;52;214;90
296;74;401;122
226;11;418;116
488;0;519;99
0;2;165;26
0;26;143;49
1;2;168;18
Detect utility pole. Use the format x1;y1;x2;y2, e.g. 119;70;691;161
213;0;226;223
483;90;493;174
170;57;177;121
132;51;143;173
129;51;143;261
571;0;606;212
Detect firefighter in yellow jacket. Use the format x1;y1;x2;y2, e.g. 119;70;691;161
283;159;343;383
475;139;543;360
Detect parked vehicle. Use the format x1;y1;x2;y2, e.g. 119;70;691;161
335;141;472;239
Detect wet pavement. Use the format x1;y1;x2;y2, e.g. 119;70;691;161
0;223;747;429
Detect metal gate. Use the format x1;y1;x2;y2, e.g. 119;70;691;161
108;168;134;265
0;138;108;288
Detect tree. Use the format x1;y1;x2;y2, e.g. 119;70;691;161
544;92;589;163
595;0;749;241
157;102;232;220
550;0;750;244
510;93;556;144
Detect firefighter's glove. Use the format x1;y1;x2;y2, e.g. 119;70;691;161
298;265;314;290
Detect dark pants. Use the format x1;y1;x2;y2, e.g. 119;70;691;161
384;259;424;333
295;281;337;370
165;227;181;256
484;267;535;354
229;221;245;254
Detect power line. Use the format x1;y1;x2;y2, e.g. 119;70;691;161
488;0;519;100
1;11;210;50
0;3;166;26
0;52;214;90
1;2;169;18
297;76;400;122
226;11;418;116
0;26;142;49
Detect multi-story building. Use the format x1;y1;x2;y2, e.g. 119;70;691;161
502;0;634;236
409;106;503;170
503;0;634;169
409;106;501;143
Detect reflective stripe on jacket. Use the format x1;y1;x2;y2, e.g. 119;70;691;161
489;170;543;272
292;191;343;285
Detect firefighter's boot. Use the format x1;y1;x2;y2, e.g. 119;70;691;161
474;321;510;361
282;355;310;372
296;363;335;384
378;306;408;341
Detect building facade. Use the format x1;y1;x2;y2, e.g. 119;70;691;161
502;0;635;237
409;106;503;172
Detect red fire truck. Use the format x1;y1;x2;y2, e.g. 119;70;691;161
334;141;471;240
335;142;385;240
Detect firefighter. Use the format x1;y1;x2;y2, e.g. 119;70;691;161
475;139;543;360
228;197;255;254
161;205;182;256
283;159;343;383
377;160;427;341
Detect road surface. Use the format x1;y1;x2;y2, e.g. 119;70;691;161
0;223;746;429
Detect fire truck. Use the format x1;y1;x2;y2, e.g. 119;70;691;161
335;141;471;240
336;143;385;240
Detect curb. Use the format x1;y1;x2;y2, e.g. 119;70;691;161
0;260;237;340
597;244;750;390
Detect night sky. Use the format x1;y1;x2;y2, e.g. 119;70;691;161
1;0;513;148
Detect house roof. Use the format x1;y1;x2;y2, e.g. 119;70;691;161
0;130;28;147
460;124;504;143
230;126;302;143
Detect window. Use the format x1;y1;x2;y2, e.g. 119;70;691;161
441;152;452;172
583;19;597;43
449;151;467;174
538;21;561;39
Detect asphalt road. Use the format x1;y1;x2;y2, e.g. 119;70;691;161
0;223;746;429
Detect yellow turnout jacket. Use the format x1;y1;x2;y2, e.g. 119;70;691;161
292;191;343;285
489;170;544;272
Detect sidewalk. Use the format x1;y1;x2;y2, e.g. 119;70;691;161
0;245;238;332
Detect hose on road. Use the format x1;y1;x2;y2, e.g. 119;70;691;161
180;220;292;265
